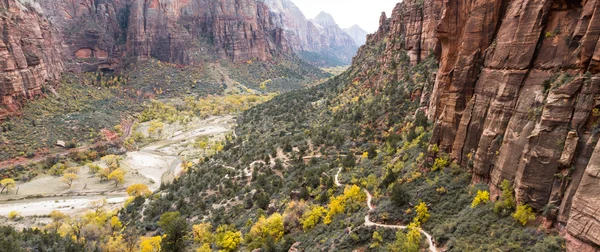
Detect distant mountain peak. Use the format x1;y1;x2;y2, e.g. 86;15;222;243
344;24;368;46
312;11;338;27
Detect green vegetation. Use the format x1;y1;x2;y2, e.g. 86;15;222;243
111;36;563;251
0;22;566;252
0;226;85;251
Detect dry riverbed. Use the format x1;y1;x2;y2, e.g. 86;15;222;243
0;116;234;218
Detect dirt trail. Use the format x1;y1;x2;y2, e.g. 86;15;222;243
334;168;438;252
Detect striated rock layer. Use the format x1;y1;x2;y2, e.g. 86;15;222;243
36;0;289;66
352;0;600;250
0;0;64;120
1;0;292;119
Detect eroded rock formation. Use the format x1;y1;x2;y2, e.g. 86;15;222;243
0;0;63;120
1;0;292;119
353;0;600;250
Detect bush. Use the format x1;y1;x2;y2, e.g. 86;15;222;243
512;204;535;226
8;210;20;220
471;190;490;208
493;180;516;216
391;183;410;207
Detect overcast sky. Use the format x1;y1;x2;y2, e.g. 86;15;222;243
290;0;400;33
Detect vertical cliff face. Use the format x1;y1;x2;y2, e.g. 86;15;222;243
0;0;63;120
350;0;600;250
36;0;288;66
0;0;293;119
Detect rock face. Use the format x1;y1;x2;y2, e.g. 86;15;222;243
260;0;358;66
344;25;368;46
351;0;600;250
0;0;64;120
36;0;288;66
1;0;293;119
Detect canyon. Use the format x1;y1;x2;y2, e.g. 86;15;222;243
1;0;356;121
4;0;600;250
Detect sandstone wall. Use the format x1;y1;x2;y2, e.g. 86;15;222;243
356;0;600;250
0;0;64;120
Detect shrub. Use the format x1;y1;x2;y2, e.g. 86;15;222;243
414;202;430;224
8;210;20;220
513;204;536;226
494;180;516;216
471;190;490;208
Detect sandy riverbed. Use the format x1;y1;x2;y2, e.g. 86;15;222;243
0;115;234;217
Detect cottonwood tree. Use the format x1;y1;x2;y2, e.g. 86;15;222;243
62;173;78;188
126;184;151;197
0;178;16;194
108;169;125;187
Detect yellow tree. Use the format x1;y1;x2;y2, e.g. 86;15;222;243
245;213;284;249
106;235;127;252
101;155;120;171
0;178;16;194
98;168;110;181
62;173;78;188
139;236;162;252
108;169;125;187
513;204;536;226
126;183;151;197
46;210;67;232
215;225;242;252
414;202;430;224
192;223;214;245
301;205;326;231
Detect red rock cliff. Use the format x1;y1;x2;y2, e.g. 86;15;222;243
36;0;288;66
0;0;63;120
0;0;290;119
353;0;600;250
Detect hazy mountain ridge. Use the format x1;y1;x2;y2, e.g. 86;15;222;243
344;24;368;46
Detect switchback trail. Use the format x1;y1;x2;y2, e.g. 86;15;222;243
334;167;438;252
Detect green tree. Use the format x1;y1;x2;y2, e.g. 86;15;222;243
494;179;516;216
158;212;189;252
391;183;409;207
